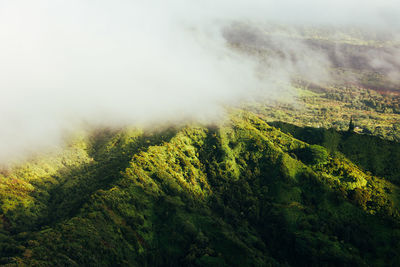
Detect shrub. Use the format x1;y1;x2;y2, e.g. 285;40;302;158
295;145;329;165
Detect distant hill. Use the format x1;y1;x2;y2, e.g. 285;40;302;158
1;110;399;266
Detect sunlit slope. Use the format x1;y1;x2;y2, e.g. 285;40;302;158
1;110;399;266
271;121;400;185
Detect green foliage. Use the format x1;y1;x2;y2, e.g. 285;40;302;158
0;110;399;266
294;145;329;165
273;121;400;185
250;81;400;142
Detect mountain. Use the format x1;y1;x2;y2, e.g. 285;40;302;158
1;110;399;266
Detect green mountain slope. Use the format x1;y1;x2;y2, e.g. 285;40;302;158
0;110;399;266
270;121;400;185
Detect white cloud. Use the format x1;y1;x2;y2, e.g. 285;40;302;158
0;0;399;162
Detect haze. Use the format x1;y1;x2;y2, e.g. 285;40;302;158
0;0;399;162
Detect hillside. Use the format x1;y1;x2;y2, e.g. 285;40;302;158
0;110;399;266
226;23;400;142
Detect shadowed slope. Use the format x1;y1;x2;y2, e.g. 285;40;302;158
0;111;399;266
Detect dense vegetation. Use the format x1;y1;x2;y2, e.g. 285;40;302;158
270;121;400;186
247;83;400;142
228;23;400;142
0;110;399;266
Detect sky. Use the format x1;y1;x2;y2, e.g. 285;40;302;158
0;0;399;162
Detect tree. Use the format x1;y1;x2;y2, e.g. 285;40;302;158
295;145;329;165
348;117;355;132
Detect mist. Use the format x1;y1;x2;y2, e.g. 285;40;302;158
1;0;400;162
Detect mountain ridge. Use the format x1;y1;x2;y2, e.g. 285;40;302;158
0;110;399;266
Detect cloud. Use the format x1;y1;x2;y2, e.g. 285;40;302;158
0;0;399;162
